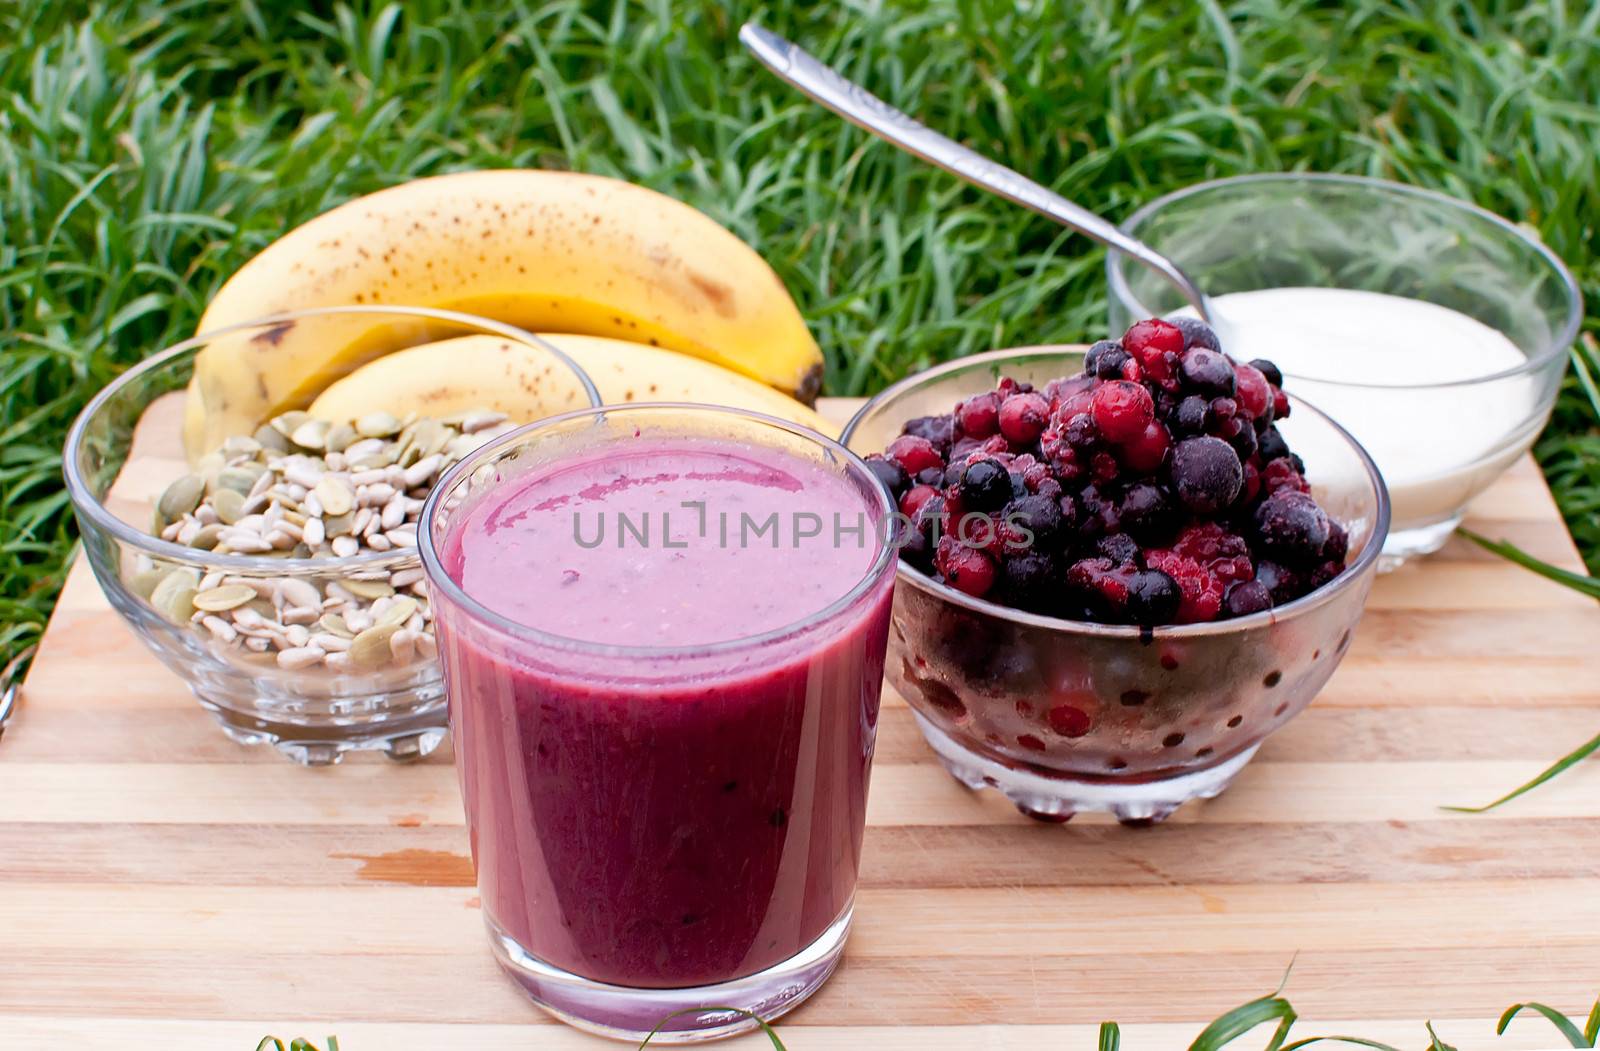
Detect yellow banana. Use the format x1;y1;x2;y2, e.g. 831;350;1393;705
185;169;824;458
307;333;837;437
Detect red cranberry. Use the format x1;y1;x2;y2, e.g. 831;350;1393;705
999;391;1051;444
1047;704;1093;738
886;434;944;474
934;535;996;597
1119;420;1171;474
899;483;939;520
1057;388;1095;420
980;434;1010;455
957;391;1002;438
1272;388;1291;419
1091;380;1154;443
1233;363;1272;419
1123;318;1184;362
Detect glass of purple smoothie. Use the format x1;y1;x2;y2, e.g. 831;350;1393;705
419;403;897;1042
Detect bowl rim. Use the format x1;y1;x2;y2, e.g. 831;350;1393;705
838;345;1392;639
416;401;899;660
62;304;603;575
1107;171;1583;391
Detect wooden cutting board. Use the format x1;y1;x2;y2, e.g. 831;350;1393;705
4;394;1599;1050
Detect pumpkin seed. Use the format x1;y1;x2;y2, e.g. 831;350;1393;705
375;595;418;629
325;422;357;453
150;569;200;623
323;511;354;537
215;465;264;495
270;411;311;437
189;524;224;550
349;622;400;668
128;567;168;600
193;584;257;612
343;578;395;600
211;487;246;525
157;474;205;520
319;612;354;638
254;423;290;453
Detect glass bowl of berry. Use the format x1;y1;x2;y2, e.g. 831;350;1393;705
840;320;1389;825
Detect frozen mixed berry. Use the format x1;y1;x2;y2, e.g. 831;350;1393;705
1232;362;1272;420
886;434;943;474
1126;568;1182;626
959;457;1012;513
1179;348;1236;397
999;391;1051;444
1004;493;1065;550
1118;420;1171;474
864;455;909;498
1173;316;1222;352
1170;436;1243;514
1254;490;1331;564
957;392;1002;439
902;415;954;451
1257;424;1290;463
935;535;996;597
1248;358;1283;387
874;317;1342;626
1118;482;1176;545
1091;380;1154;443
1173;394;1211;435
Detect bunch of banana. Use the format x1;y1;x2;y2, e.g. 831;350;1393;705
184;169;826;458
308;334;836;436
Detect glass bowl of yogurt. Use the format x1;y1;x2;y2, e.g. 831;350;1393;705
1106;173;1579;568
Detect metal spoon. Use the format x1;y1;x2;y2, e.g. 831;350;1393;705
739;23;1212;322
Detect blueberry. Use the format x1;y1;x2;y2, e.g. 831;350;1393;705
1118;481;1176;545
1248;358;1284;387
1253;491;1331;564
1254;560;1302;604
1323;520;1349;563
1001;550;1060;611
1003;493;1065;550
1097;532;1141;565
1169;436;1244;514
917;466;945;486
1083;339;1125;376
865;456;909;497
1224;579;1273;617
903;415;954;452
1093;346;1133;379
1174;395;1212;436
1257;424;1290;463
915;493;947;543
1076;484;1116;539
1179;348;1237;397
1127;569;1181;625
1220;415;1257;460
1172;316;1222;352
959;458;1012;512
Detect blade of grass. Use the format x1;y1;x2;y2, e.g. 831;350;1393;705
1101;1021;1122;1051
1443;730;1600;812
1456;528;1600;599
1187;993;1298;1051
1426;1022;1458;1051
1497;1002;1594;1047
637;1007;785;1049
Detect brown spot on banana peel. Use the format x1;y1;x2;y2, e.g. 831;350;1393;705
687;270;736;318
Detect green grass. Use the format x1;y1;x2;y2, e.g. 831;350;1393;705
3;0;1599;657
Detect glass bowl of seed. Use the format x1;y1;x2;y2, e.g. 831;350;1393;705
63;306;601;765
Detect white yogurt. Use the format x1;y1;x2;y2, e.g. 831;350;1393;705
1178;287;1542;529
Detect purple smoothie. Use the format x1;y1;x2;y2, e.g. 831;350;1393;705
432;435;894;989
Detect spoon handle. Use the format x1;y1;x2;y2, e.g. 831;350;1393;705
739;23;1210;321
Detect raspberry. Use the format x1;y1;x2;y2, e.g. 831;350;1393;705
1261;456;1310;495
998;391;1051;445
1144;549;1224;623
1091;380;1154;442
1169;522;1254;586
935;535;996;597
1122;318;1184;383
979;434;1011;455
886;434;944;474
1119;420;1171;474
957;392;1002;438
1233;362;1272;420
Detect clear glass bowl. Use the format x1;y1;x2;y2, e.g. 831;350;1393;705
840;347;1389;825
420;404;896;1041
1106;173;1577;568
63;306;600;765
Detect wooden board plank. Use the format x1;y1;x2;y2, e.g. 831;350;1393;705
4;389;1599;1050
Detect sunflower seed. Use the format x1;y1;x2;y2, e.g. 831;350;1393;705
302;516;325;548
310;632;352;652
389;629;418;662
276;578;322;609
331;536;360;558
404;455;443;489
276;646;323;670
202;615;239;642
